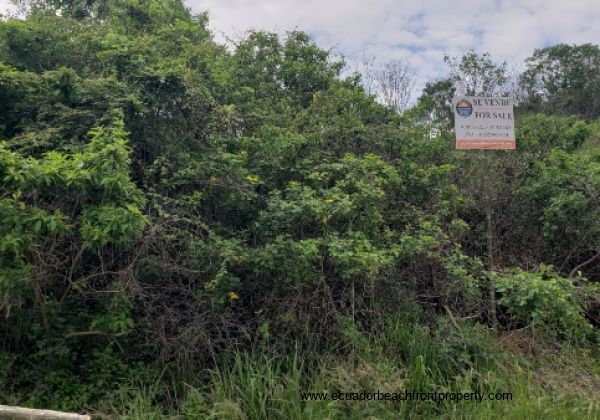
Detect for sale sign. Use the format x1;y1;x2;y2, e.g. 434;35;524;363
453;96;515;149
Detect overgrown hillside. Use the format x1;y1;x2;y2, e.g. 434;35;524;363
0;1;599;418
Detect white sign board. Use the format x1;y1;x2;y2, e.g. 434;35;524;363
453;96;515;149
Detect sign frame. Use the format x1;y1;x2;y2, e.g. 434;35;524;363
453;96;516;150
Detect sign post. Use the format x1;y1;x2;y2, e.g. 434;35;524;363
452;96;516;329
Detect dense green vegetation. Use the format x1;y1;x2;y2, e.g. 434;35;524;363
0;1;599;418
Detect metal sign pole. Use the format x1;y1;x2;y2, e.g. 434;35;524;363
482;150;497;329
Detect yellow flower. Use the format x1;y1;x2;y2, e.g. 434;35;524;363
210;175;217;182
228;291;239;301
325;198;334;204
245;174;260;184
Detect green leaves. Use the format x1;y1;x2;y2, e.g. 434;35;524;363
0;198;69;256
496;266;594;342
1;4;599;412
326;231;393;280
517;145;599;265
444;51;508;96
519;43;600;119
89;294;134;335
80;203;147;249
0;113;146;306
516;114;592;153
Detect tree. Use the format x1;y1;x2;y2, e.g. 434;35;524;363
444;51;509;96
1;0;599;414
375;59;415;114
408;52;508;128
518;43;600;119
358;57;415;114
408;78;455;128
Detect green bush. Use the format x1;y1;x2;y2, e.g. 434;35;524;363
496;266;594;342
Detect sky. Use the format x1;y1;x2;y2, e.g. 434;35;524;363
1;0;599;98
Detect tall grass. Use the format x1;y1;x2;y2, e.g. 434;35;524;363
97;315;598;419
